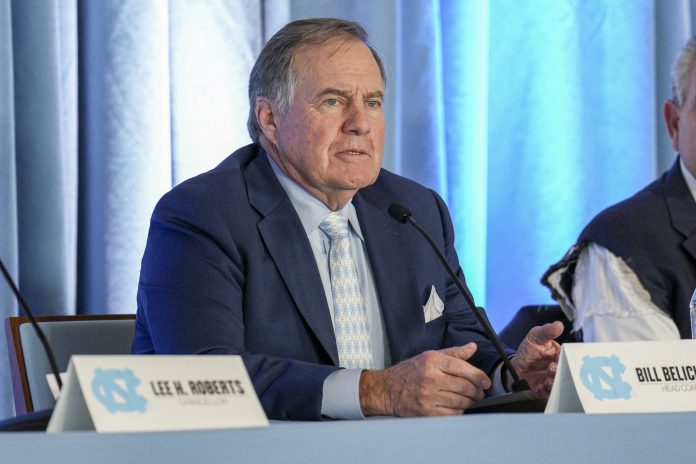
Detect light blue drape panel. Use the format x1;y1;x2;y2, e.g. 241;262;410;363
0;0;18;420
485;1;656;328
79;0;261;314
168;0;261;184
12;0;77;316
440;1;490;304
0;0;17;319
393;1;448;197
0;0;78;417
79;0;174;314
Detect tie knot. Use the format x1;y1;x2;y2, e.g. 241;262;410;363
319;212;350;239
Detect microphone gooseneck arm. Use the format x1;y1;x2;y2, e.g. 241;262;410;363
388;203;529;392
0;258;63;389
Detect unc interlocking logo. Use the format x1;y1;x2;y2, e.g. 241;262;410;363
579;355;632;400
91;368;147;413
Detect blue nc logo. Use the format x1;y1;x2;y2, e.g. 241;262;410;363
91;368;147;413
579;355;632;400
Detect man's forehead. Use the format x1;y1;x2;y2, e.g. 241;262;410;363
295;37;364;59
291;39;383;93
293;39;379;72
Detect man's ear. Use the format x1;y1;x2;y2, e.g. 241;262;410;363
255;97;279;145
664;100;681;152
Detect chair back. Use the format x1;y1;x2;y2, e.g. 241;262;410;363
4;314;136;414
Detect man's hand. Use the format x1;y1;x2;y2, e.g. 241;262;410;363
359;343;491;417
511;321;564;397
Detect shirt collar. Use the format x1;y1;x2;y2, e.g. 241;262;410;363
679;157;696;205
267;154;365;241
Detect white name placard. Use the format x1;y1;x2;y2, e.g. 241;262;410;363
546;340;696;414
47;355;268;432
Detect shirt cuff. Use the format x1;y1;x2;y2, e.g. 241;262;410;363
320;368;365;420
489;360;511;395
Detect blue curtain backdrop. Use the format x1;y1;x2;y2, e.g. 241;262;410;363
1;0;695;417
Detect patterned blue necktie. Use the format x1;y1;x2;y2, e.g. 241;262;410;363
319;212;374;369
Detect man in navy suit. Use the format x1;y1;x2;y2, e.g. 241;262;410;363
132;18;562;420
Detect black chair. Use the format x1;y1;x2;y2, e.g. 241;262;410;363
499;304;576;349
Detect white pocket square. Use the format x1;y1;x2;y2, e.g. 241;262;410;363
423;285;444;323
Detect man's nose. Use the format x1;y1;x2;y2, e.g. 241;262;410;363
343;103;372;135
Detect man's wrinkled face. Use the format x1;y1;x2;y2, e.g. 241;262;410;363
270;39;385;206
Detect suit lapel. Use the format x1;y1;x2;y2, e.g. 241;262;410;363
664;159;696;262
245;152;339;365
354;183;425;364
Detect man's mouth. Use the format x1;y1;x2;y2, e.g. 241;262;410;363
336;149;369;156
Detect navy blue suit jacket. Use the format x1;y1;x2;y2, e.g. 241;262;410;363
132;144;506;420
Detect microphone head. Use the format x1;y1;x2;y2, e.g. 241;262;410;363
388;203;412;223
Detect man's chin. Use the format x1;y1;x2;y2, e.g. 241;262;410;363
335;172;380;191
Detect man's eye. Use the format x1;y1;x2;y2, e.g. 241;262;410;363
367;100;381;108
326;98;338;106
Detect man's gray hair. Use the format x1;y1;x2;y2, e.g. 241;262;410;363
672;36;696;108
247;18;386;143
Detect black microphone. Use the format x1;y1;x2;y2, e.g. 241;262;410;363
388;203;546;412
0;258;62;390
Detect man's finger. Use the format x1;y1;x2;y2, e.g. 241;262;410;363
434;372;487;400
526;321;564;344
440;342;477;361
432;390;481;411
435;352;491;390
